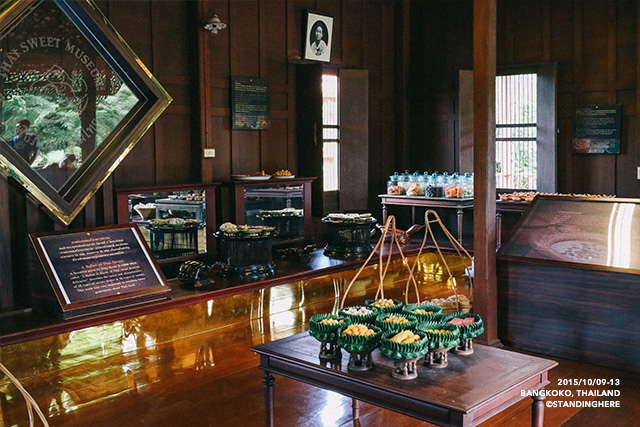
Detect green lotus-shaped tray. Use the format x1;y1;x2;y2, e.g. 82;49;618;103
442;312;484;340
365;298;404;314
402;303;443;323
336;324;383;353
338;305;379;325
375;312;418;333
309;313;350;342
417;322;460;350
380;329;429;360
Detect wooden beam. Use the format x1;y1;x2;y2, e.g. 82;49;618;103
472;0;498;346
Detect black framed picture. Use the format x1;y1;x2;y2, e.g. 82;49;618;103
303;11;334;62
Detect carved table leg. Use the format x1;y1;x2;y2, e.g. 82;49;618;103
531;393;546;427
263;371;275;427
382;204;388;223
457;208;464;245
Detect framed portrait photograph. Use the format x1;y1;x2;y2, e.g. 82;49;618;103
303;11;334;62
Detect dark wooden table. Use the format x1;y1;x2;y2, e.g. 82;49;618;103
253;332;557;427
379;194;473;244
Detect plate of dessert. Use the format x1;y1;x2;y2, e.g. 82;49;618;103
271;169;295;179
232;171;272;181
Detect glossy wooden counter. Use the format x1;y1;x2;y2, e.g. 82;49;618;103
0;245;460;347
0;252;472;426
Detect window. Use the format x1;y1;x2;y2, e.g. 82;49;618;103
495;73;537;190
322;73;339;192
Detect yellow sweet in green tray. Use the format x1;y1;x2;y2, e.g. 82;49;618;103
390;330;421;345
424;329;452;334
371;299;396;308
383;315;410;324
319;318;344;326
412;309;434;315
342;324;376;337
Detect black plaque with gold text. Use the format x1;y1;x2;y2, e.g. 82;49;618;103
30;225;170;319
231;76;271;130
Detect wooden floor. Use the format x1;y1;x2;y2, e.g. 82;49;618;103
1;253;638;426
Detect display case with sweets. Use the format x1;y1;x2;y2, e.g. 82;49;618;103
443;312;484;355
322;213;377;259
214;222;277;278
379;329;429;380
336;323;382;371
309;314;350;361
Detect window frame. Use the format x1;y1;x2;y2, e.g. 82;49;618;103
496;63;557;194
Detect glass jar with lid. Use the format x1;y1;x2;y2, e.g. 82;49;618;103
445;172;462;198
407;171;425;196
398;170;411;192
426;171;444;197
462;173;474;197
387;172;406;195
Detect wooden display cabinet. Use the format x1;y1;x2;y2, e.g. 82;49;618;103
497;195;640;373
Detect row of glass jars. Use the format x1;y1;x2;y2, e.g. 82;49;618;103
386;170;474;198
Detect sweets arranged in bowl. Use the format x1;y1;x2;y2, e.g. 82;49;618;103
336;323;383;371
310;303;484;378
338;306;379;325
365;298;403;313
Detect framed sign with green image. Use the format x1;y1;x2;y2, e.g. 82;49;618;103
572;104;621;154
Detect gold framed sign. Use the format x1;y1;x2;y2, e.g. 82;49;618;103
0;0;172;225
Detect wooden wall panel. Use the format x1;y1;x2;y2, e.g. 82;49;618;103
260;0;288;85
341;0;363;68
510;0;544;64
261;118;289;173
109;1;157;189
411;0;640;199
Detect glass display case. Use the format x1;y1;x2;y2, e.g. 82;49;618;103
227;177;315;244
498;196;640;272
116;184;219;262
496;195;640;373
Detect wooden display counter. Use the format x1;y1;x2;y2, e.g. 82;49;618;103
497;196;640;373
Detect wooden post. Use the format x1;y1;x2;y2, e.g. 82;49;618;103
0;176;12;310
472;0;498;345
197;0;212;183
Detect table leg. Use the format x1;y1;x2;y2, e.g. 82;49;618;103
411;207;416;224
456;208;464;245
496;211;502;249
531;393;546;427
352;398;360;419
263;371;275;427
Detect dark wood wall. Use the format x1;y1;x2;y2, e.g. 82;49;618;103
409;0;640;198
0;0;403;312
